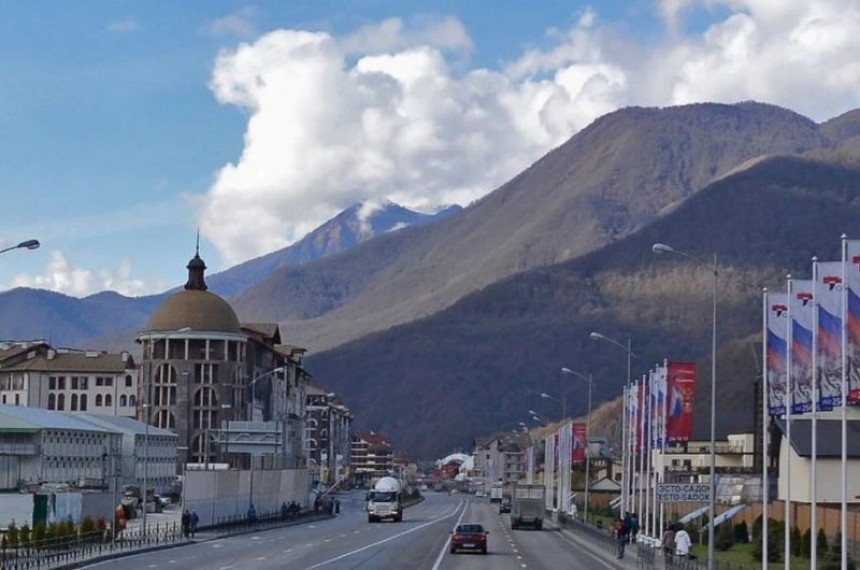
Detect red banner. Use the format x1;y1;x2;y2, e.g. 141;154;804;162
666;362;696;443
637;379;648;452
572;423;587;463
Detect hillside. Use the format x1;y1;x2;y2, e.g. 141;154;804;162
305;154;860;459
233;102;833;352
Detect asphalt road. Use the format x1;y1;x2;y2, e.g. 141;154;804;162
82;492;619;570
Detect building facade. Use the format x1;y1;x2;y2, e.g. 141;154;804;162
0;342;137;416
305;386;353;486
351;431;394;486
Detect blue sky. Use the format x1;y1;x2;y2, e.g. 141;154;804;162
1;1;859;297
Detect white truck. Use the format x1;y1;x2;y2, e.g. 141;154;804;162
510;484;545;530
489;482;504;503
366;477;403;522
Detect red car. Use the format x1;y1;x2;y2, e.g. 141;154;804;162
450;523;489;554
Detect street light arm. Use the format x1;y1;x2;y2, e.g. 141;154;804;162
561;367;590;383
589;331;637;358
0;239;40;256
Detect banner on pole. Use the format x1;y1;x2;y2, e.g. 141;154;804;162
817;262;843;409
572;422;587;463
766;292;789;415
666;361;695;443
790;280;815;414
845;240;860;404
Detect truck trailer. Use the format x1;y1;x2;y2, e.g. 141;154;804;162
510;484;545;530
366;477;403;522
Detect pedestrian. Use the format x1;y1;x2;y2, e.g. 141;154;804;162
181;509;190;538
612;516;629;559
628;512;640;543
675;526;692;559
190;511;199;537
248;504;257;524
662;525;676;559
281;502;288;522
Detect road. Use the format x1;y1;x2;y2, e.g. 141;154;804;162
83;492;619;570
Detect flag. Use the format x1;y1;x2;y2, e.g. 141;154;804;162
789;279;815;414
845;240;860;404
666;361;695;442
766;292;789;415
816;262;843;409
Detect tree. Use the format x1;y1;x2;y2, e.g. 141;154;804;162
716;523;735;551
817;528;829;559
791;526;802;558
733;520;749;544
802;528;812;559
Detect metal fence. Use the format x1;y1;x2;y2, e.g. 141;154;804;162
0;522;183;570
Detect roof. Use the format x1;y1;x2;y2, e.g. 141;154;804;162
146;289;241;334
65;413;176;438
774;418;860;458
0;342;49;364
241;323;281;342
0;405;114;433
2;351;133;373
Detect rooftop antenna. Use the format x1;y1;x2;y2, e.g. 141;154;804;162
195;228;200;256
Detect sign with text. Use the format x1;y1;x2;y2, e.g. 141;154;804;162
655;483;709;503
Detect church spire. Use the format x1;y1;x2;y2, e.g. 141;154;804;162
184;236;208;291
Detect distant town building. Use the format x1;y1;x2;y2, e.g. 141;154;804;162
306;386;353;486
351;431;394;486
0;341;137;416
473;432;528;486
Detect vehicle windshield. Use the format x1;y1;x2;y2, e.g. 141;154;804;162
457;524;485;534
370;491;397;502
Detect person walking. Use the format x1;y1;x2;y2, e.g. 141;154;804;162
662;525;676;559
675;526;692;559
181;509;190;538
613;516;629;559
190;511;199;538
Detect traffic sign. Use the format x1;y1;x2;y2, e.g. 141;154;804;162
655;483;709;503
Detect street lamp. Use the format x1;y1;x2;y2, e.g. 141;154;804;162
528;410;546;425
246;366;286;512
652;241;717;570
562;367;593;524
540;392;566;421
0;239;40;256
589;331;633;517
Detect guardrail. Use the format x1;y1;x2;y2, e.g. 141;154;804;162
0;522;183;570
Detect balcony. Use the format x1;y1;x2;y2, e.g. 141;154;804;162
0;443;39;455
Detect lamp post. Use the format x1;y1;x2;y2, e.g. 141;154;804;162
562;367;593;524
246;366;286;512
528;410;546;426
589;331;633;517
652;242;717;570
540;392;566;422
0;239;40;256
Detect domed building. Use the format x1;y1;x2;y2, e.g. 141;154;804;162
137;248;310;469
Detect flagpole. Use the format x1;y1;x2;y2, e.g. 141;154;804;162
785;275;793;570
762;288;769;566
644;371;651;538
841;235;848;570
638;374;645;535
811;259;819;567
660;359;667;541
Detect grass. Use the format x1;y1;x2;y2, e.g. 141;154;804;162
690;542;815;569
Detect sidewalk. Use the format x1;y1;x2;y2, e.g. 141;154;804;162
552;515;668;569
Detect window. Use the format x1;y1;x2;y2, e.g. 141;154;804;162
105;394;112;407
58;377;66;390
80;394;87;411
14;394;19;405
49;377;57;390
129;395;137;407
80;378;88;390
95;394;103;407
71;377;79;390
125;375;132;387
48;393;56;410
71;393;78;411
57;393;65;411
120;395;128;407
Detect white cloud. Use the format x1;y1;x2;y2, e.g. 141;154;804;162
204;6;257;39
199;2;860;266
10;251;155;298
106;18;139;33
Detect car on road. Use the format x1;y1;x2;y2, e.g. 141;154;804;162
499;497;511;514
450;523;489;554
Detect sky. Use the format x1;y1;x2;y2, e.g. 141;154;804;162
1;0;860;298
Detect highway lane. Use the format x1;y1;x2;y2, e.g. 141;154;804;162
83;492;617;570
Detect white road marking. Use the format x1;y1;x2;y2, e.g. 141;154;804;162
307;500;464;570
431;500;469;570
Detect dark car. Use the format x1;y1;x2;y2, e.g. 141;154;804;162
450;523;489;554
499;498;511;514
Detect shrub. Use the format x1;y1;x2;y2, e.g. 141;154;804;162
80;516;97;539
19;524;30;546
6;522;19;548
715;523;735;551
733;520;749;544
818;528;829;558
32;522;46;546
791;526;802;558
802;528;811;559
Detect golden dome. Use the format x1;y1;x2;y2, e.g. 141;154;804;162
146;289;241;334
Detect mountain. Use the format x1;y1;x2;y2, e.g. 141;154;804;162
206;201;462;297
232;102;833;352
0;201;459;347
305;153;860;459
